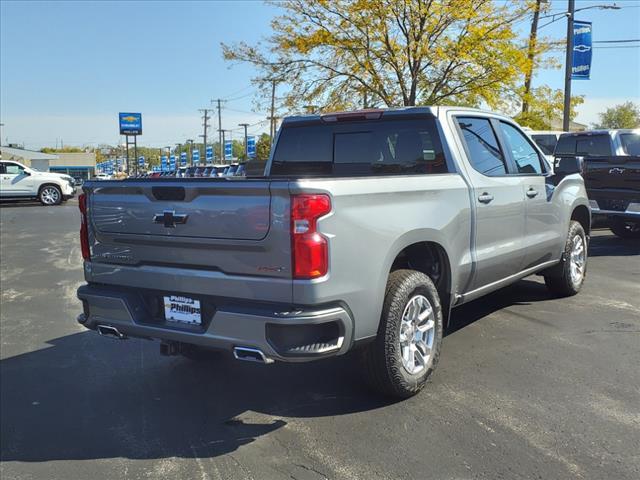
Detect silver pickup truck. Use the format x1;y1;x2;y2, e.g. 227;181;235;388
77;107;590;398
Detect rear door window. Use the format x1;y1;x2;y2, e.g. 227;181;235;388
270;118;447;176
620;133;640;155
456;117;507;176
499;122;544;174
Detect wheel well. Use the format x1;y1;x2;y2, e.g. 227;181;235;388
571;205;591;235
38;183;62;195
390;241;452;324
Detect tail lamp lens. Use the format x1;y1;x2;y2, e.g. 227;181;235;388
78;193;90;260
291;194;331;279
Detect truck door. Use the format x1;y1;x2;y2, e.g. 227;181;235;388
453;116;527;291
497;121;563;269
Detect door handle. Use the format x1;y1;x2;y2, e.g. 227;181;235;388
526;188;539;198
478;192;494;204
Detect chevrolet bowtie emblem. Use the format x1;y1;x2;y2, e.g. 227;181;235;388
153;210;188;228
609;168;625;175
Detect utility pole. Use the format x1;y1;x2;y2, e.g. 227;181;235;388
562;0;575;132
199;108;211;160
0;123;4;146
238;123;249;160
522;0;543;114
215;99;223;162
268;79;277;145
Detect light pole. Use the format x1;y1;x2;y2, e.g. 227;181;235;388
238;123;249;160
186;139;194;166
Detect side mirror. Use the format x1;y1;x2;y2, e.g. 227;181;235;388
554;156;583;176
22;170;31;176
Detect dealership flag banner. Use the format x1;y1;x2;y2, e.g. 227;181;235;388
572;21;592;80
247;136;256;158
192;149;200;163
180;152;187;166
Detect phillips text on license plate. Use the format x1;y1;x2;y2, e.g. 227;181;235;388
163;295;202;325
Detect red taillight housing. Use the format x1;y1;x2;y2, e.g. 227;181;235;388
291;194;331;279
78;193;90;260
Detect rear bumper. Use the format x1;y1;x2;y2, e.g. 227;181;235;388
589;199;640;222
77;283;354;362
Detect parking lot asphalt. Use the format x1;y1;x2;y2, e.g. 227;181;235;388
1;199;639;480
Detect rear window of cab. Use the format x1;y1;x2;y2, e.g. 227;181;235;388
270;118;447;177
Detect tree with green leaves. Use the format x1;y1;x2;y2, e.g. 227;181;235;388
594;102;640;129
514;85;584;130
223;0;532;112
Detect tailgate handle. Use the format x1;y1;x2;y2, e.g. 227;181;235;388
154;210;188;228
152;186;185;201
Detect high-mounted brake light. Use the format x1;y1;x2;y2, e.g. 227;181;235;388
321;109;383;123
291;194;331;279
78;193;90;261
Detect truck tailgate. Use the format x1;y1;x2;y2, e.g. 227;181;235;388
584;156;640;211
83;179;293;302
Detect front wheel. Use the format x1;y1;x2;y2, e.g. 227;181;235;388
38;185;62;206
361;269;443;398
609;218;640;239
544;220;587;297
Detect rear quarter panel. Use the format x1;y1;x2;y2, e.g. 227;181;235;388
290;175;472;340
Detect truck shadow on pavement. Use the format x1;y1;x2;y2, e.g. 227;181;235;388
587;231;640;257
0;330;393;463
0;231;628;464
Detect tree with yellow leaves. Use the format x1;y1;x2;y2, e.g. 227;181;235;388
223;0;535;113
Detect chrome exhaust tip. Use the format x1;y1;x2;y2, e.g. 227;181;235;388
97;324;127;340
233;346;274;364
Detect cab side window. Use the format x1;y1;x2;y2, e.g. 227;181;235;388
456;117;507;176
499;122;545;174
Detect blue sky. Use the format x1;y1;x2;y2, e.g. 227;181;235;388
1;0;639;149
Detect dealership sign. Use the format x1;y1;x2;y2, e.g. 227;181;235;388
572;21;592;80
119;112;142;135
247;136;256;158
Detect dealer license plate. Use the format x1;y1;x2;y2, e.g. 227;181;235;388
163;295;202;325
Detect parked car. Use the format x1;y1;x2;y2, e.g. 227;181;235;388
77;107;589;398
93;173;111;181
0;160;76;205
555;129;640;238
224;164;239;176
528;130;564;163
233;163;247;176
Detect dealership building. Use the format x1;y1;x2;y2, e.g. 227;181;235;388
0;146;96;181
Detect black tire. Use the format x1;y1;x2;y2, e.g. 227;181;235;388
361;269;443;398
609;218;640;239
38;184;62;206
544;220;587;297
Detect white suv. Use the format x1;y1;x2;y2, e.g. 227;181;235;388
0;160;77;205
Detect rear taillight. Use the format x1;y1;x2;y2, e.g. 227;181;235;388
78;193;90;260
291;194;331;279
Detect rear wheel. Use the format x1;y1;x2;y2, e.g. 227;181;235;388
544;221;587;297
361;269;443;398
609;218;640;239
38;185;62;206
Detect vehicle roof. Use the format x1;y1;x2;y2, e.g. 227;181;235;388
281;106;515;125
528;130;565;135
559;129;639;137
